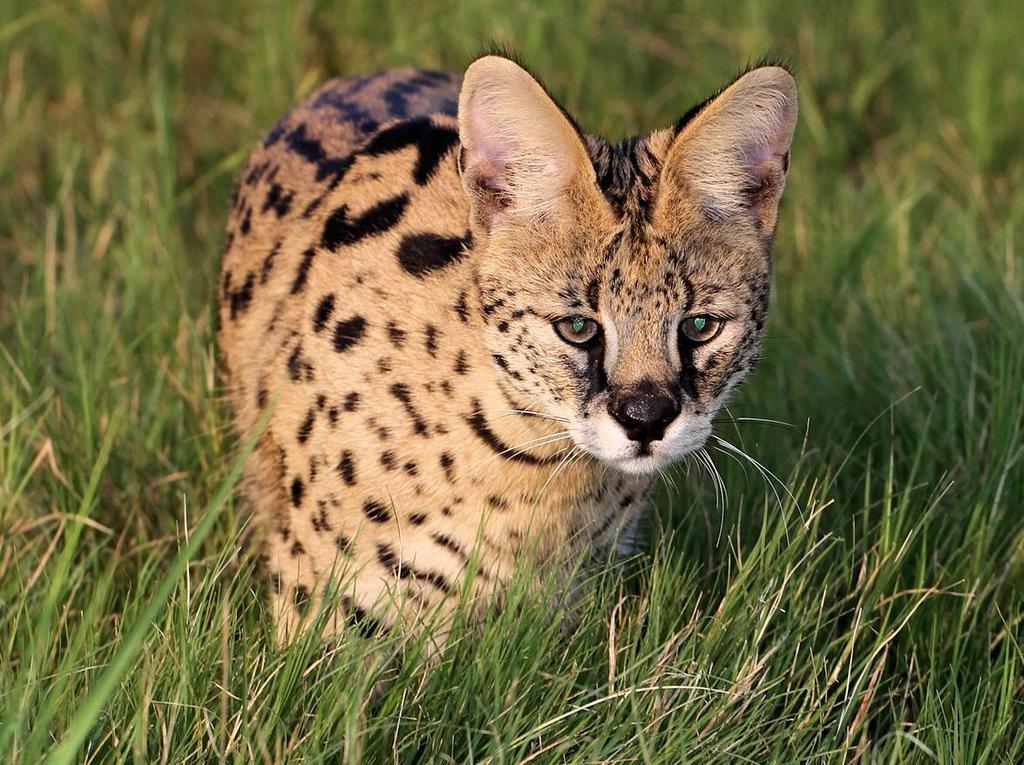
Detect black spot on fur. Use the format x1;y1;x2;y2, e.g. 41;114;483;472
586;278;600;311
290;248;316;294
361;118;459;185
227;271;256;320
262;182;294;217
344;392;361;411
432;532;466;560
362;499;390;524
465;399;561;466
333;315;367;352
408;512;427;526
336;533;352;555
396;231;471;277
415;569;452;594
454;350;470;375
380;450;396;470
297;409;315;444
454;291;469;322
346;600;384;638
290;540;305;557
293;585;310;615
313;294;335;332
321;194;409;251
386;321;406;347
403;461;418;476
315;155;355;184
311;500;331;532
376;542;451;593
290;477;304;507
424;324;439;356
390;383;429;436
259;242;279;285
376;542;403;573
286;123;326;163
286;341;315;383
481;297;505;317
440;452;455;482
337;450;356;485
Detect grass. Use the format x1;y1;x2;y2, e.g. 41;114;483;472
1;0;1022;761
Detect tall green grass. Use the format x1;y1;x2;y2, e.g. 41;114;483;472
1;0;1021;761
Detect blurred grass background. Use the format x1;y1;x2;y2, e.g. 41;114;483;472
1;0;1022;761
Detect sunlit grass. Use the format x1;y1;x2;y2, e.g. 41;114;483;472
1;0;1022;761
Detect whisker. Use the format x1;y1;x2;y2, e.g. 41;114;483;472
713;412;794;430
713;442;751;481
537;446;589;499
534;447;578;499
656;466;680;495
712;434;802;523
485;407;571;424
497;431;573;458
699;449;728;547
727;416;794;429
696;448;728;516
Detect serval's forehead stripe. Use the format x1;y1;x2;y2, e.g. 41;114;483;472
586;134;663;222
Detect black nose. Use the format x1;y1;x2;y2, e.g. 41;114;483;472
608;385;680;444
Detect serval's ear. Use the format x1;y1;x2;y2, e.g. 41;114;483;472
458;55;597;231
660;66;798;235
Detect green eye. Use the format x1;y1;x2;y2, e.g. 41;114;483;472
681;315;723;344
554;316;601;346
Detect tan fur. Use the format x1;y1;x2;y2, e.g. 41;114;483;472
218;58;797;645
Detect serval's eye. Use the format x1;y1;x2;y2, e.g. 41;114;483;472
554;316;601;347
680;315;724;345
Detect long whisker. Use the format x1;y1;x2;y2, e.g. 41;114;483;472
708;449;729;513
714;405;794;432
656;466;680;495
692;449;728;547
541;442;579;464
724;416;794;428
712;434;802;522
533;446;579;502
701;449;729;546
463;405;570;425
497;435;574;461
713;441;751;482
482;407;571;424
695;448;728;516
536;446;589;500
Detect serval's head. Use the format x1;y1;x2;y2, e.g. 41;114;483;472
458;55;797;474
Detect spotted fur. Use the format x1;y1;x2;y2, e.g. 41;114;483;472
219;57;797;642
